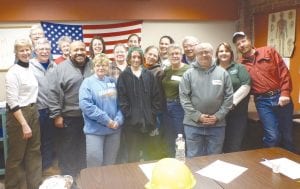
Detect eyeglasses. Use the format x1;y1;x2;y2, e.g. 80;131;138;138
115;51;126;54
95;64;109;68
37;47;51;51
31;32;44;36
196;51;212;56
168;52;181;56
183;43;197;49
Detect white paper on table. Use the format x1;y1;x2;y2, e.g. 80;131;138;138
260;157;300;180
139;162;156;180
196;160;248;184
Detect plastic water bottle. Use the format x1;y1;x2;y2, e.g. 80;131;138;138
175;134;185;162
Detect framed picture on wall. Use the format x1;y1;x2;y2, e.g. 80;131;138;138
0;26;30;70
267;9;296;58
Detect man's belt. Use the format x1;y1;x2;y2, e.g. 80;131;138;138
255;89;280;98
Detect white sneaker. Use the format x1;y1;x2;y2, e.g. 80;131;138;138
154;128;159;136
149;128;159;136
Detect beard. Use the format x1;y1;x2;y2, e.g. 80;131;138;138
239;44;252;55
71;55;87;67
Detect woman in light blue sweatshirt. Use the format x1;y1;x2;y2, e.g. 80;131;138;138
79;54;123;167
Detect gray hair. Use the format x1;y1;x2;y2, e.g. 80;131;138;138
194;42;214;54
57;36;72;48
167;43;183;54
34;37;51;50
29;24;44;37
182;36;200;46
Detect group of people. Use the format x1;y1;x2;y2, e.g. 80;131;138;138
4;23;295;189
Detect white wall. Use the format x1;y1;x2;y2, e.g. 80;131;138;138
0;20;237;101
0;71;5;101
141;21;236;50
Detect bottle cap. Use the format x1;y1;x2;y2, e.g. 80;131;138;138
178;134;183;137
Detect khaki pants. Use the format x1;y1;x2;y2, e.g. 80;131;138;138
5;104;42;189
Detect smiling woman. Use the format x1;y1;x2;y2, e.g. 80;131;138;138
79;52;123;167
92;53;110;79
215;42;251;153
162;44;189;156
143;45;165;156
89;36;106;59
117;47;161;162
5;38;42;188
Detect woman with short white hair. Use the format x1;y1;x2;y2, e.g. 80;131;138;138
79;54;123;166
5;38;42;189
55;36;72;64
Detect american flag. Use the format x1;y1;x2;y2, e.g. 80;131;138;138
41;20;143;59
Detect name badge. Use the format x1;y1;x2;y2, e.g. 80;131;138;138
99;88;116;97
107;83;115;88
171;75;182;81
212;80;223;85
229;69;238;75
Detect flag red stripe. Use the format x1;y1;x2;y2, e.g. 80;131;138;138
85;49;114;55
84;40;128;49
41;20;143;58
105;49;114;54
104;39;128;45
83;28;141;38
82;20;143;30
85;39;129;46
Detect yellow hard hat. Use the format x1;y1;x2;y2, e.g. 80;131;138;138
145;158;196;189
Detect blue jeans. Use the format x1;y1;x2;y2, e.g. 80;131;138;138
156;112;163;129
86;130;121;167
255;93;294;151
184;125;225;157
38;108;55;170
164;101;185;156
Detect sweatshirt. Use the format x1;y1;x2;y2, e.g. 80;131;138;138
79;74;124;135
48;58;93;118
179;62;233;127
30;59;57;110
117;67;160;132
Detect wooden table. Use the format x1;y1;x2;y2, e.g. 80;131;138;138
79;160;221;189
79;148;300;189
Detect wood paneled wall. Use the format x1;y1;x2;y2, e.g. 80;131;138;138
0;0;239;21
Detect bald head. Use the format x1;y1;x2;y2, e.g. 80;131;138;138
70;41;85;49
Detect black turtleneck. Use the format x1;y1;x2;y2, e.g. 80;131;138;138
17;60;29;68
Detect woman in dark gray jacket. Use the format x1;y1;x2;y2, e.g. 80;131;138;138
117;47;160;162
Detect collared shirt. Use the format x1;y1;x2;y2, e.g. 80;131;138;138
240;46;292;97
182;54;196;66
